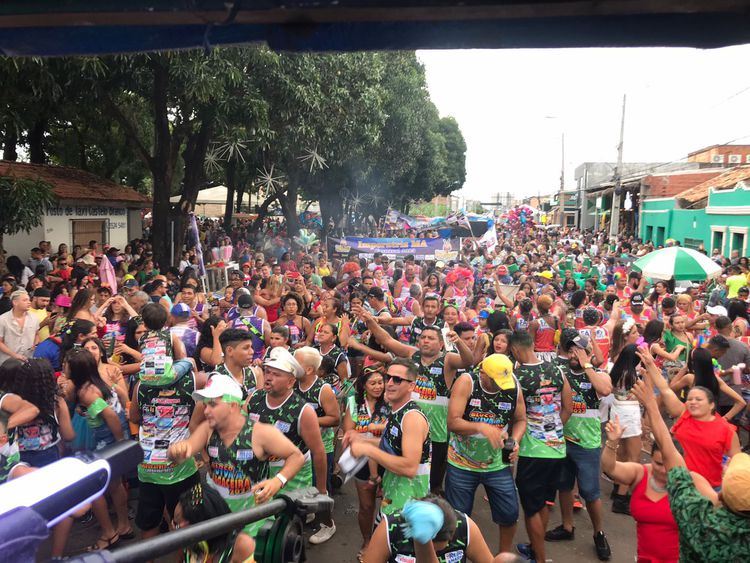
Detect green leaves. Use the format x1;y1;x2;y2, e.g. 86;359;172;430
0;174;55;236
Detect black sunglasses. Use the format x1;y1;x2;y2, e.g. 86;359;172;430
386;373;413;385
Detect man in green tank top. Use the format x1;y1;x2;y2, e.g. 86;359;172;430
360;309;473;492
168;372;304;537
545;331;613;561
247;348;328;497
446;354;527;553
294;346;340;545
344;358;431;516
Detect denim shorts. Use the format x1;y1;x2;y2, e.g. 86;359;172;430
445;464;519;526
558;440;602;502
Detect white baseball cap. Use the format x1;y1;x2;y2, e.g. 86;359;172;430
192;372;243;403
264;347;304;379
706;305;728;316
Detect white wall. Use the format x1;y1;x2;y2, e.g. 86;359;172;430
3;225;45;261
128;209;143;241
42;203;131;250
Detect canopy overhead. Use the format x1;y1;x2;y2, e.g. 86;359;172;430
170;186;250;206
0;2;749;56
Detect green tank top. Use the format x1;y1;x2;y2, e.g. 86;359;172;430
247;390;313;491
296;377;335;454
561;366;601;449
206;420;269;536
386;508;469;563
411;352;450;443
139;328;175;386
215;363;257;399
380;400;431;515
137;372;198;484
448;371;519;472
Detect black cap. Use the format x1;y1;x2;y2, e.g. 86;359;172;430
237;294;254;309
630;293;644;306
33;287;51;298
367;287;385;301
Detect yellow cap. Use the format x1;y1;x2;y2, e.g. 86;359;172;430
722;452;750;513
480;354;515;390
539;271;553;279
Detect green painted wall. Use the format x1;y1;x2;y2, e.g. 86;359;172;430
640;187;750;254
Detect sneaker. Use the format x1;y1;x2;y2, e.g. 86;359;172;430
545;524;575;541
573;495;584;510
594;531;612;560
516;543;536;562
611;494;630;515
309;522;336;544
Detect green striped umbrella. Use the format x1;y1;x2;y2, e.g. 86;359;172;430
632;247;722;281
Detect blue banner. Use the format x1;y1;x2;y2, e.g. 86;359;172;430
330;237;459;260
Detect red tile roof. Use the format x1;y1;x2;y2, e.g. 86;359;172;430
675;165;750;205
0;160;150;205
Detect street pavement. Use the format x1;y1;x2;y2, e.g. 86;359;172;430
44;471;637;562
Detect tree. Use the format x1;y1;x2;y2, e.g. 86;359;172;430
0;173;55;273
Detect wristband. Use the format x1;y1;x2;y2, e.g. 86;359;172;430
276;473;288;488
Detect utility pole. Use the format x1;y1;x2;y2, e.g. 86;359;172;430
609;94;627;241
558;132;565;225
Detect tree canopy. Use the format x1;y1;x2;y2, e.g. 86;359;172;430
0;47;466;266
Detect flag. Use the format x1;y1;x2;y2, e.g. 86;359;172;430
189;213;206;276
477;218;498;251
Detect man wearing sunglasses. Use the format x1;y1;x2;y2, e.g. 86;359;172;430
344;358;431;517
358;310;473;493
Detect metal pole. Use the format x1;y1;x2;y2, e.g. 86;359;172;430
558;132;565;225
609;94;627;242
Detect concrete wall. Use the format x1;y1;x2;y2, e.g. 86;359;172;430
43;203;131;250
4;224;45;261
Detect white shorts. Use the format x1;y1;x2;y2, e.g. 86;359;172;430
610;399;642;438
599;394;614;423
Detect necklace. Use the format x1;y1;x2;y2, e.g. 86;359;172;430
649;475;667;493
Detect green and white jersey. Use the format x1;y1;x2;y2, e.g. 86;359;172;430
515;361;567;459
206;420;269;536
386;507;469;563
214;363;257;399
137;372;198;484
562;367;601;449
296;377;335;454
448;371;519;473
247;390;313;491
379;400;431;515
411;352;450;443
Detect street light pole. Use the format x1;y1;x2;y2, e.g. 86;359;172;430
558;132;565;225
609;94;627;242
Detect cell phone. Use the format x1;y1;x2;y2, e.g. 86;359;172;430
441;326;456;352
107;336;116;357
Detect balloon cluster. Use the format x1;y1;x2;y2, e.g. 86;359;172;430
503;205;536;231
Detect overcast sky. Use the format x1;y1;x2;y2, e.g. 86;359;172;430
419;45;750;202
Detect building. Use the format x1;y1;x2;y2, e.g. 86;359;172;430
640;166;750;255
687;144;750;165
575;161;666;230
2;161;149;258
549;190;578;227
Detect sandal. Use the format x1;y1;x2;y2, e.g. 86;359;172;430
119;528;136;540
86;533;120;552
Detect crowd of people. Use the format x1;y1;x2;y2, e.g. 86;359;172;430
0;222;749;562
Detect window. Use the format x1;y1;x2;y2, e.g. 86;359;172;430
72;219;108;248
656;226;665;247
684;237;702;251
729;227;748;257
711;227;725;256
565;214;575;227
645;226;653;243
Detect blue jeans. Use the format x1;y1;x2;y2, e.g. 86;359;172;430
445;464;519;526
558;441;602;502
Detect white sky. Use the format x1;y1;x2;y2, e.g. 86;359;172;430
419;45;750;202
